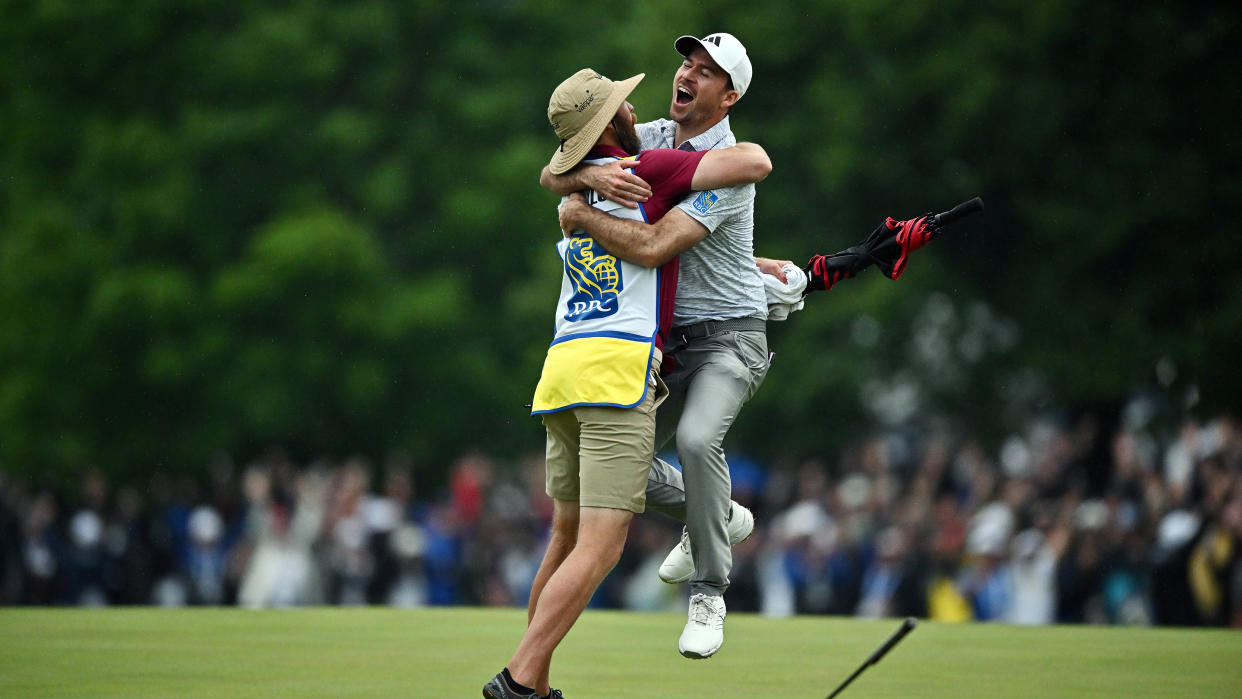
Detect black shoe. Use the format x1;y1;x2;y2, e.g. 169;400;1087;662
483;672;551;699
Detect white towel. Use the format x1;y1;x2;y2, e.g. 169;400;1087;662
764;263;807;321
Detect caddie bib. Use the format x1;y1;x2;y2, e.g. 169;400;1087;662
531;156;662;414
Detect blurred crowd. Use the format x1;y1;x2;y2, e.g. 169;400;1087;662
2;400;1241;628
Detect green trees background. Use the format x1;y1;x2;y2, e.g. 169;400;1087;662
1;1;1238;486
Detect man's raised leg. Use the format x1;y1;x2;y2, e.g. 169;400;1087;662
669;330;768;658
644;456;689;522
642;354;757;593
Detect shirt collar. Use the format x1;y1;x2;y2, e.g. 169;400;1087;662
664;115;733;152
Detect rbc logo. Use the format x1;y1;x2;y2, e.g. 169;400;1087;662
692;190;718;214
564;237;622;322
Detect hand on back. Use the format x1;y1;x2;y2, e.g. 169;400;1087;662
581;161;651;209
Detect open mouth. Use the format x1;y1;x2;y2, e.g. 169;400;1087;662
675;87;694;105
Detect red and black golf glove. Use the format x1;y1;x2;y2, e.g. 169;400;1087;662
878;215;936;280
803;214;939;294
804;251;867;293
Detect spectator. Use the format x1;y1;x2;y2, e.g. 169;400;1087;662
237;462;325;608
185;505;228;604
856;526;923;619
1005;527;1065;625
0;401;1236;631
20;491;63;605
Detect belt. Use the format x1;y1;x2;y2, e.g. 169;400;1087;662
671;316;766;342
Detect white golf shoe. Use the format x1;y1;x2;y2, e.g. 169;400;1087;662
658;501;755;584
678;593;727;658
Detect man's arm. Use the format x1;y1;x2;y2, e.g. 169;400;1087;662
755;256;795;283
540;162;651;209
559;196;709;268
557;143;772;268
690;143;772;191
539;142;769;208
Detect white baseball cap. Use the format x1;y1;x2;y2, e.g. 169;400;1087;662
674;32;752;99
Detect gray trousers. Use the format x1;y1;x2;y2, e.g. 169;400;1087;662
643;328;769;596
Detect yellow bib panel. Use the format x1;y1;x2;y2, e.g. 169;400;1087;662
531;334;656;413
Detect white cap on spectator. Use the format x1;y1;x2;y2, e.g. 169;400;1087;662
71;510;103;549
189;506;222;545
968;502;1014;556
779;501;838;553
1157;509;1199;552
837;473;871;510
365;497;399;533
390;523;427;559
1074;499;1109;531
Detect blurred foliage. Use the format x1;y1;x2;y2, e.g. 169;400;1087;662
0;1;1238;487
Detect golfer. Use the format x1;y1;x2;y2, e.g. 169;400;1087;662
484;68;771;699
543;32;769;659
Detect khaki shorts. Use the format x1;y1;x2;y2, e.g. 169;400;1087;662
542;351;667;513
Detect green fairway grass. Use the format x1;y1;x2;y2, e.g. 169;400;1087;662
1;607;1238;697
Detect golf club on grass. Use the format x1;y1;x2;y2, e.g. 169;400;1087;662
826;617;918;698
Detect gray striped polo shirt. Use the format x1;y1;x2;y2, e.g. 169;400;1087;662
637;116;768;326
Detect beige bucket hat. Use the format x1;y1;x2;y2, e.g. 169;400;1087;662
547;69;644;175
